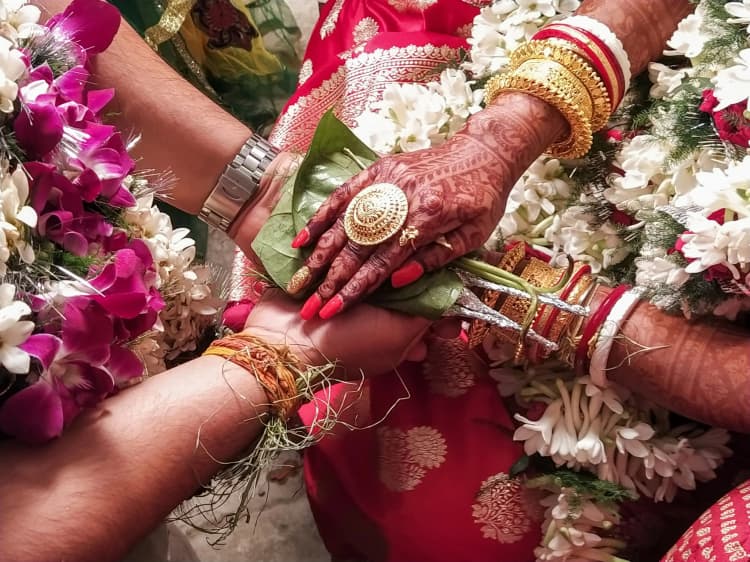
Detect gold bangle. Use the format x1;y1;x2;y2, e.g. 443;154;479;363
467;243;528;349
509;40;612;131
485;60;594;159
545;26;623;109
548;273;595;345
557;280;598;367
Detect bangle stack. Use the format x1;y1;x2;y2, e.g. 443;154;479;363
468;244;596;365
204;333;303;420
484;15;631;159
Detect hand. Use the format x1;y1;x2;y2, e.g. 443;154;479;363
287;132;511;320
243;290;432;379
228;150;302;258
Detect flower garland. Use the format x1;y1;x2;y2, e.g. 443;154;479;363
352;1;745;560
0;0;220;444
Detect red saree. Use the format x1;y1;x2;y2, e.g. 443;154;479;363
258;1;542;560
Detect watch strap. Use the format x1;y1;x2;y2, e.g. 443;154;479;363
199;133;279;231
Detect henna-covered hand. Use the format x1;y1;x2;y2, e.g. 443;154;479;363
287;92;566;320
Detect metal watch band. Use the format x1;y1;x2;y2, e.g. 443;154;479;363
199;133;280;231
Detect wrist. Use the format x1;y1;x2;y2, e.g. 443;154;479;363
200;133;279;233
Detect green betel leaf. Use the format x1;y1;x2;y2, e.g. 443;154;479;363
291;110;378;232
252;110;464;319
371;269;464;320
250;172;302;288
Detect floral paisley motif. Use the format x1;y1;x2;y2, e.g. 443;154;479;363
353;17;380;45
472;472;535;544
423;337;476;397
387;0;438;12
378;426;447;492
298;59;313;86
320;0;345;39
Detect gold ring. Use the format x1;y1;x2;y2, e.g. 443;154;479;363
399;226;419;248
344;183;409;246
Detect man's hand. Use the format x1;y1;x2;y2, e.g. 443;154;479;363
243;289;432;379
228;151;302;258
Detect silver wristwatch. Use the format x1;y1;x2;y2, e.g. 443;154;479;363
199;133;279;231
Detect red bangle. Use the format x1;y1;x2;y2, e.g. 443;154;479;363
530;264;593;364
533;23;625;109
574;284;630;376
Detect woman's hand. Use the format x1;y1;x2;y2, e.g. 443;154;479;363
287;93;567;320
243;290;432;379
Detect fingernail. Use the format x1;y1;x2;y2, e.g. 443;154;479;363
286;266;311;295
300;293;323;321
319;295;344;320
291;228;310;249
391;261;424;288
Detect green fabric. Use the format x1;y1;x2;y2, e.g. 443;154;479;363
110;0;302;258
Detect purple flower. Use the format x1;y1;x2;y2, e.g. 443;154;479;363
88;240;164;340
27;161;115;255
46;0;120;67
0;284;153;443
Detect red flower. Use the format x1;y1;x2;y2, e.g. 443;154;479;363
700;89;750;148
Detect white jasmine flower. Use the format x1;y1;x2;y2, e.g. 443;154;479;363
688;156;750;218
648;62;689;99
712;49;750;111
536;489;620;562
0;165;36;274
635;255;690;290
0;282;34;374
0;0;41;41
514;399;562;457
0;35;25;112
353;111;397;154
725;0;750;32
615;422;656;458
681;213;750;279
664;9;709;59
465;0;578;78
545;208;629;273
606;135;671;212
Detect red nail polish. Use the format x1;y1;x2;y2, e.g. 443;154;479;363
319;295;344;320
391;262;424;288
291;228;310;249
300;294;323;321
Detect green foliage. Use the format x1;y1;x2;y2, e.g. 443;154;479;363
23;34;77;77
528;468;637;507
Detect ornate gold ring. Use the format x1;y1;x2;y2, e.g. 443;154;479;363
344;183;409;246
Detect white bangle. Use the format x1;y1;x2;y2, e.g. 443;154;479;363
563;15;632;102
589;287;644;386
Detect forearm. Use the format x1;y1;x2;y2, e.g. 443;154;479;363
578;0;694;75
0;356;269;562
589;287;750;432
37;0;252;215
456;91;567;196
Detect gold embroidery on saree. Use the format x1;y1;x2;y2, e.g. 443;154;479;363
423;338;476;397
387;0;438;12
320;0;345;39
353;17;380;45
378;426;447;492
270;44;461;151
299;59;313;85
472;473;534;544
